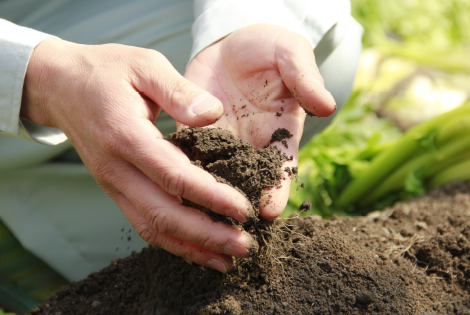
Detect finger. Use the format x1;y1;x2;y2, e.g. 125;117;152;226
132;51;223;126
107;190;233;273
100;159;257;258
257;130;299;220
275;31;336;117
106;119;254;221
259;158;296;220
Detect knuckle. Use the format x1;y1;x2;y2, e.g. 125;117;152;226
161;168;185;196
181;246;198;262
146;49;166;63
200;233;216;252
148;210;174;236
191;220;219;251
169;80;193;108
92;160;115;185
138;226;159;244
202;191;216;213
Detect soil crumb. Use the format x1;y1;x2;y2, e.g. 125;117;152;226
305;109;317;117
299;200;312;211
269;127;293;145
27;128;470;315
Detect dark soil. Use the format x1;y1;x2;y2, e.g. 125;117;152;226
269;128;293;147
167;127;286;224
27;127;470;315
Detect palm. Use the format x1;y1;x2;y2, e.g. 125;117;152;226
183;24;335;219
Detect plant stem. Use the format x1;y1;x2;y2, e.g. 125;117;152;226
435;115;470;145
361;136;470;205
429;160;470;188
425;150;470;177
338;102;470;207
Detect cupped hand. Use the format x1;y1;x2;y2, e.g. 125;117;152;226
21;38;257;273
184;24;336;220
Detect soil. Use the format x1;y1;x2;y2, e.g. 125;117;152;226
166;127;286;224
27;127;470;315
269;128;293;148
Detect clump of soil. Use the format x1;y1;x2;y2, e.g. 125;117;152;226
167;127;287;223
167;127;289;259
27;127;470;315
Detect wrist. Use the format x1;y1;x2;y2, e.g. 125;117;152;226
21;37;69;128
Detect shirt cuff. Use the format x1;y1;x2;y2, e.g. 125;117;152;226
191;0;351;61
0;19;66;145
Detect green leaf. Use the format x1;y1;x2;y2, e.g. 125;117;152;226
404;166;426;196
417;127;439;150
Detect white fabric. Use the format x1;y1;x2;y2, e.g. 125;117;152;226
0;164;145;281
191;0;350;60
0;19;63;142
301;16;363;146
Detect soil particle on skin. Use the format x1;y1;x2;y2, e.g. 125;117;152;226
27;130;470;315
275;112;282;117
305;109;317;117
291;166;298;175
269;127;293;145
284;166;292;176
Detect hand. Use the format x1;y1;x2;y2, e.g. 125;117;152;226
184;24;336;220
21;38;258;273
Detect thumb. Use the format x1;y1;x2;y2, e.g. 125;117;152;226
133;51;223;126
276;33;336;117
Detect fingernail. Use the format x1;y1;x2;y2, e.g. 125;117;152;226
226;209;247;223
227;200;254;222
246;201;255;218
190;94;221;116
207;259;227;274
223;240;250;257
238;232;259;256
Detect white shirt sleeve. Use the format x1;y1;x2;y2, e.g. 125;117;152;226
190;0;351;61
0;19;66;145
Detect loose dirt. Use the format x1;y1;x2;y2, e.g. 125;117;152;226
27;127;470;315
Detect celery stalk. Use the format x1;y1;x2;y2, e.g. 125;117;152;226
436;115;470;145
338;102;470;207
425;150;470;177
429;159;470;188
361;136;470;205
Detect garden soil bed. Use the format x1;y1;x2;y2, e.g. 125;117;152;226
28;128;470;315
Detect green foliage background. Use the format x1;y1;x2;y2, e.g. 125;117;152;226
285;0;470;218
